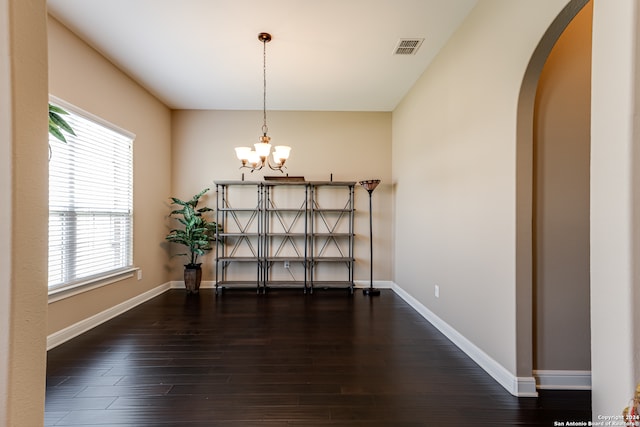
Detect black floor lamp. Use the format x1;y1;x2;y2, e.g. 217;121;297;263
360;179;380;296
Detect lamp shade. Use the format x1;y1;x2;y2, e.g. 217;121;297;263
235;146;251;161
274;145;291;160
247;150;260;166
254;142;272;157
359;179;381;192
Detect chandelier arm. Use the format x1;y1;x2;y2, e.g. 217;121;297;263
266;158;286;172
240;159;286;173
239;163;264;172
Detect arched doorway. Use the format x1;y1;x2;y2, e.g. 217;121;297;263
532;0;592;389
515;0;591;393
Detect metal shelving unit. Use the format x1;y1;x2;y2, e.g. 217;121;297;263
308;182;355;294
215;180;355;294
215;181;263;294
263;182;309;291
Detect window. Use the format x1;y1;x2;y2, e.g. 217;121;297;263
48;99;134;294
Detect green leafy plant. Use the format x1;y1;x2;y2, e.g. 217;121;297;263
166;188;220;266
48;103;75;143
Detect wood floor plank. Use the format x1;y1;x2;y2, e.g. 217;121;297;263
45;289;591;426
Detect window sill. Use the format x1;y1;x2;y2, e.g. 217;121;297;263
48;267;138;303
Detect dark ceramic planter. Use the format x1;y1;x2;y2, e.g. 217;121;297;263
184;263;202;294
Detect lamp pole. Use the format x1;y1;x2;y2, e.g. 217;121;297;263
360;180;380;296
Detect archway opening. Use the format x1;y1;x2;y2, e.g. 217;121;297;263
515;0;591;391
532;0;592;389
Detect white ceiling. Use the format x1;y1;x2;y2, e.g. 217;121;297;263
47;0;478;111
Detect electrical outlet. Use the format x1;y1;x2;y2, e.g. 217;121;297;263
434;285;439;298
284;261;290;269
137;269;143;281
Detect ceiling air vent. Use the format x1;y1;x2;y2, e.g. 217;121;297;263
393;38;425;55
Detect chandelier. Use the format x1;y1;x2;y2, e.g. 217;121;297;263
234;32;291;172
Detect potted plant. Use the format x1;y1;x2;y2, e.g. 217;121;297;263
166;188;220;294
49;103;75;143
48;103;75;159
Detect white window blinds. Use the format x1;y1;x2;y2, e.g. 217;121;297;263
48;101;134;291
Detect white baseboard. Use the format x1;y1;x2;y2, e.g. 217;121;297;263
534;370;592;390
391;283;538;397
47;282;171;350
170;280;215;289
353;280;394;289
170;280;394;290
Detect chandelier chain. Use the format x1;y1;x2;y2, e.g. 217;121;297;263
262;37;268;135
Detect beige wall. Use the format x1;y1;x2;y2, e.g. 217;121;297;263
392;0;572;378
0;0;8;416
590;0;640;417
393;0;640;416
1;0;49;425
46;17;173;334
533;1;591;371
170;110;392;284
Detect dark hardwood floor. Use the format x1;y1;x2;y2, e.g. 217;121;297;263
45;289;591;426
